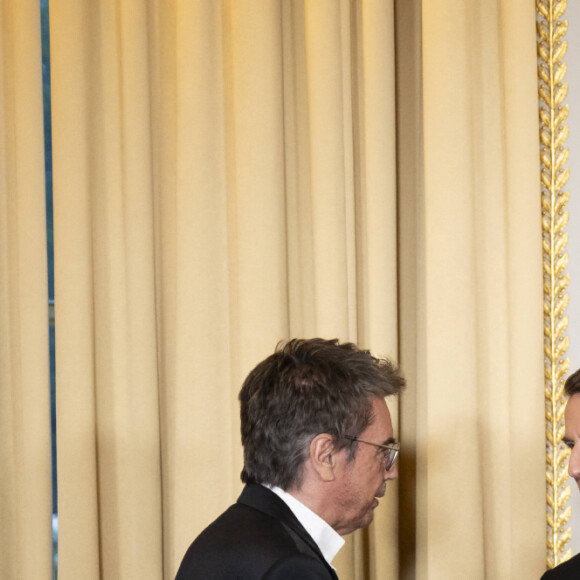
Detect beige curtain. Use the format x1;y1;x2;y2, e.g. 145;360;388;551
45;0;547;579
0;0;53;578
398;0;546;578
51;0;398;578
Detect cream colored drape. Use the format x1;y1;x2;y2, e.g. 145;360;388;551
398;0;546;578
51;0;397;578
0;0;53;578
43;0;548;579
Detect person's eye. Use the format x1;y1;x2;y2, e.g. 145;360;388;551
564;440;574;450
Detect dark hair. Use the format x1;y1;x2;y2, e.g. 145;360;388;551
239;338;405;490
565;368;580;397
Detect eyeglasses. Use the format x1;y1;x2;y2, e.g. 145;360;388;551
344;435;400;471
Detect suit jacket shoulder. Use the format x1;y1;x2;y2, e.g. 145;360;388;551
175;484;337;580
541;553;580;579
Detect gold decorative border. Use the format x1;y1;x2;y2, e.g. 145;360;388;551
537;0;572;568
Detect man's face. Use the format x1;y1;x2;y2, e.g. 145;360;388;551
565;394;580;490
333;397;397;535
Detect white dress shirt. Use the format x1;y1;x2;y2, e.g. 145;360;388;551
264;484;345;568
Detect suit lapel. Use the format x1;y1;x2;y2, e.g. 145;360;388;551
237;484;339;579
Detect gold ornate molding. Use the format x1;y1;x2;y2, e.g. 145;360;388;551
537;0;572;568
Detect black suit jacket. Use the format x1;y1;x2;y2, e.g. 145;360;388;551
175;483;339;580
541;553;580;579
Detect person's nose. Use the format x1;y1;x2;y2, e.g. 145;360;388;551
385;462;398;480
568;445;580;482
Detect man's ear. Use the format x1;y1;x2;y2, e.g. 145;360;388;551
309;433;338;481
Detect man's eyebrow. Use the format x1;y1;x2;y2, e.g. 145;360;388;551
383;437;396;446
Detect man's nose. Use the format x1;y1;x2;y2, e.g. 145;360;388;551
386;462;398;480
569;447;580;480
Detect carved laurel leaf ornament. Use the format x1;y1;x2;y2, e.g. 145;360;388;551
537;0;572;568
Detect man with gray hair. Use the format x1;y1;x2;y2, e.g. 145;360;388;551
176;338;405;580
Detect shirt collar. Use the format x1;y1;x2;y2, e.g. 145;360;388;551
263;484;345;567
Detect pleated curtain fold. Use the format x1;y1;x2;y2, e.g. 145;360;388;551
398;1;545;577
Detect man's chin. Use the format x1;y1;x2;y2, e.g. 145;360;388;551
339;511;376;536
361;503;378;527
